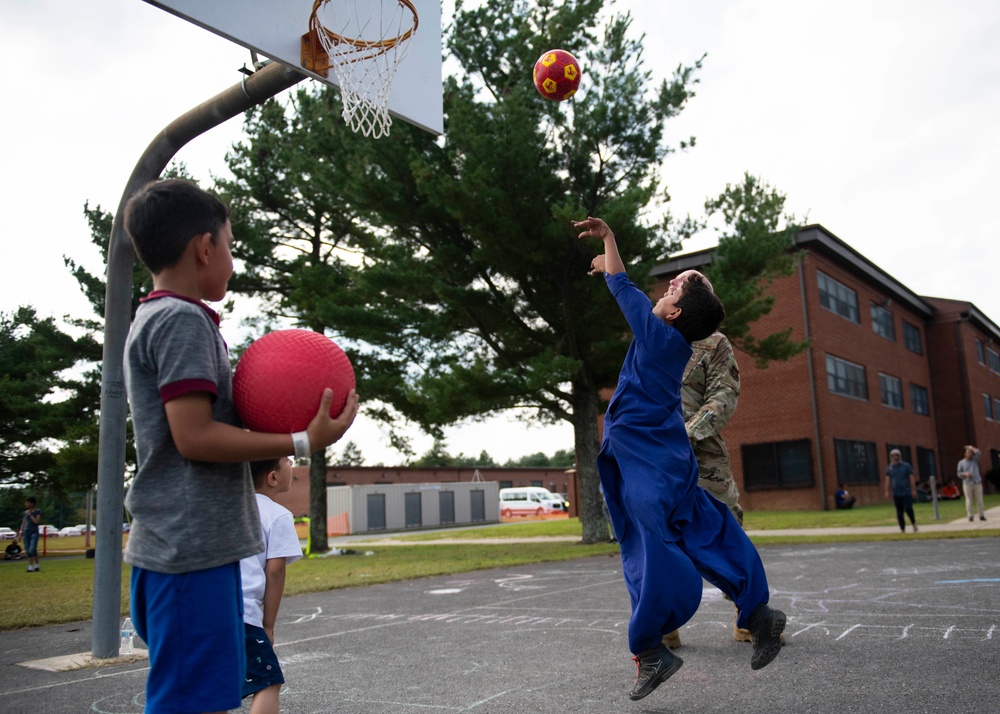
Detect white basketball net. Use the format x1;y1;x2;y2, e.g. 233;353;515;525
310;0;419;138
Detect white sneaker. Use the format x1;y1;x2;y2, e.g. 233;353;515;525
912;524;918;533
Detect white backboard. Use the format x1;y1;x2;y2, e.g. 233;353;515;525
143;0;443;135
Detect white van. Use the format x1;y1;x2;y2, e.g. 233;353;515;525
498;487;559;518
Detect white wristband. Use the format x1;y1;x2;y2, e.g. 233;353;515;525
292;431;311;459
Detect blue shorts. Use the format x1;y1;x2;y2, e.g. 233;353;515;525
23;532;38;558
242;623;285;698
130;563;245;714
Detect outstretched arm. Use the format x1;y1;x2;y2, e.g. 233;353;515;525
574;217;625;275
165;388;360;463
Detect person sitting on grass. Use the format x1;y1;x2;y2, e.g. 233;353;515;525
835;484;857;509
5;540;24;560
939;479;961;500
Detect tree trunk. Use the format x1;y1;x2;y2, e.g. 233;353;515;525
309;450;329;552
571;381;612;544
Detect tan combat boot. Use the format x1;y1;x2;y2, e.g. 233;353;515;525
662;630;682;649
733;610;753;642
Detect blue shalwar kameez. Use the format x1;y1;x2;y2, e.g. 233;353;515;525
598;272;771;654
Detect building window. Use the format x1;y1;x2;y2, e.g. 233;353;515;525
530;480;543;488
834;438;880;484
827;355;868;400
977;340;986;364
910;384;930;415
995;398;1000;421
879;373;903;409
986;394;994;420
916;447;937;482
741;440;814;490
989;349;1000;375
817;271;860;323
902;321;922;354
498;480;513;490
871;304;895;341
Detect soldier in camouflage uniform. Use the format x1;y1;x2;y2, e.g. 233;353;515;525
683;331;743;524
663;329;752;647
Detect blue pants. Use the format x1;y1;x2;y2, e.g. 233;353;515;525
131;563;245;714
23;532;39;558
599;442;771;654
892;495;916;530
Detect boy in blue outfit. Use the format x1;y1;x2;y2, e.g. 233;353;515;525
241;456;303;714
575;216;785;701
123;178;359;714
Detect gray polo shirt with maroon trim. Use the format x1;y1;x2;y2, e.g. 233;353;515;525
123;292;262;574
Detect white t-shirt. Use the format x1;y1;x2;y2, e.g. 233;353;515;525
240;494;303;628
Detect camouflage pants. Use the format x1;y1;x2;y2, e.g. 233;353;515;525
694;437;743;526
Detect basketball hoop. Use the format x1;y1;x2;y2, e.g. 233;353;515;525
301;0;419;138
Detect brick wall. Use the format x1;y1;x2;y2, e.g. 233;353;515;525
652;245;941;510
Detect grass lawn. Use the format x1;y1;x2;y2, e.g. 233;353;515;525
2;494;997;631
743;493;1000;529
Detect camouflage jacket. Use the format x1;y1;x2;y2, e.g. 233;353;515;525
682;332;740;445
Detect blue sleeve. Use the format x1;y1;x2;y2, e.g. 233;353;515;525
606;272;689;373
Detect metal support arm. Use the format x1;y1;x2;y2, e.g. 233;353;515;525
92;61;305;658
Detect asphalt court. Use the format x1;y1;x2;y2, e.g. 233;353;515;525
2;538;998;713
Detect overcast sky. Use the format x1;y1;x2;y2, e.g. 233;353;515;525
2;0;998;465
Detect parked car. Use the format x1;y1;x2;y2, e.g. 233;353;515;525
74;524;96;534
498;487;559;518
0;527;16;540
38;525;60;537
58;526;84;537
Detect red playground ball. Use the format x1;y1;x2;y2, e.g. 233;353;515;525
533;49;582;101
232;329;355;434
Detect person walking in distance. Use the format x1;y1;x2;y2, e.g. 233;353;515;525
957;445;987;522
885;449;918;533
17;497;42;572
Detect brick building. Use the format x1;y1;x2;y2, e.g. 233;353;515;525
650;224;1000;510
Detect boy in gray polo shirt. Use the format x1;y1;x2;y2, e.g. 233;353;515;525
123;178;359;714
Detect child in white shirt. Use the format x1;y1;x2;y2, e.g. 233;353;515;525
240;456;303;714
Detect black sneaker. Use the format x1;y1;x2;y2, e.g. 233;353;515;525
629;645;683;701
981;516;987;521
747;603;786;671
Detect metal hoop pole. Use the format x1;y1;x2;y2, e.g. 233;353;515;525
92;61;306;659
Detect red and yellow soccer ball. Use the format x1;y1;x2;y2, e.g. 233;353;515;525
533;49;582;102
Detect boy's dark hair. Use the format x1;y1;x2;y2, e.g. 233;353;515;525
25;497;36;506
124;178;229;274
249;458;282;489
673;274;725;343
